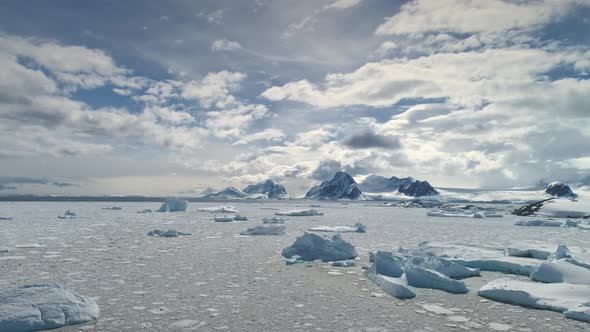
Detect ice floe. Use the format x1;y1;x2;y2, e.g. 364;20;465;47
240;225;286;236
262;217;287;224
197;206;238;214
282;233;357;262
147;229;191;237
101;206;122;210
427;205;502;218
478;278;590;322
0;284;99;332
308;222;366;233
275;209;323;217
156;198;188;212
514;218;589;229
212;214;247;222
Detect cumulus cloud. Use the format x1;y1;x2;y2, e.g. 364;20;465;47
211;39;242;52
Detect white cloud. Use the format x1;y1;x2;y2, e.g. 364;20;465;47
181;70;245;108
375;0;590;36
211;39;242;52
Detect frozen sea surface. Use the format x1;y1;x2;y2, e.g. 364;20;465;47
0;201;589;331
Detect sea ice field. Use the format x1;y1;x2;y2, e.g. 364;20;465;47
1;200;589;331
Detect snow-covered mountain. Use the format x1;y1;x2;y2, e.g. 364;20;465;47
305;172;363;200
545;182;576;197
203;187;249;199
360;174;438;197
243;179;288;199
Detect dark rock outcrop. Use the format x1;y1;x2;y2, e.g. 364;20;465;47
360;174;438;197
243;179;288;199
305;172;362;200
204;187;249;199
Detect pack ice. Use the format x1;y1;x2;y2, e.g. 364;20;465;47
156;198;188;212
0;284;99;332
147;229;191;237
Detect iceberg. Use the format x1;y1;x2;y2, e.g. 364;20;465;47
0;284;99;332
282;233;357;262
156;198;188;212
240;225;286;236
212;214;247;222
275;209;323;217
478;278;590;322
308;222;366;233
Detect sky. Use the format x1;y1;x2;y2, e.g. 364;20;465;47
0;0;589;196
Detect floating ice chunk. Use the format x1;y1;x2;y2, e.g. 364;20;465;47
331;260;355;267
233;214;248;221
308;222;366;233
422;304;454;315
240;225;285;236
262;217;287;224
514;219;564;227
405;266;469;294
371;251;404;278
101;206;122;210
137;209;153;213
285;255;304;265
364;271;415;299
197;206;238;214
0;284;99;331
282;233;357;262
57;210;78;219
276;209;323;217
212;214;247;222
404;255;480;279
156;198;188;212
530;259;590;284
0;217;13;220
147;229;191;237
478;278;590;322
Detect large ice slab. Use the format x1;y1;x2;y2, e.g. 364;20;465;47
0;284;99;332
405;266;469;294
478;278;590;322
276;209;323;217
308;222;366;233
282;233;357;262
418;242;543;276
197;206;238;214
427;206;502;218
530;259;590;284
240;225;286;236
